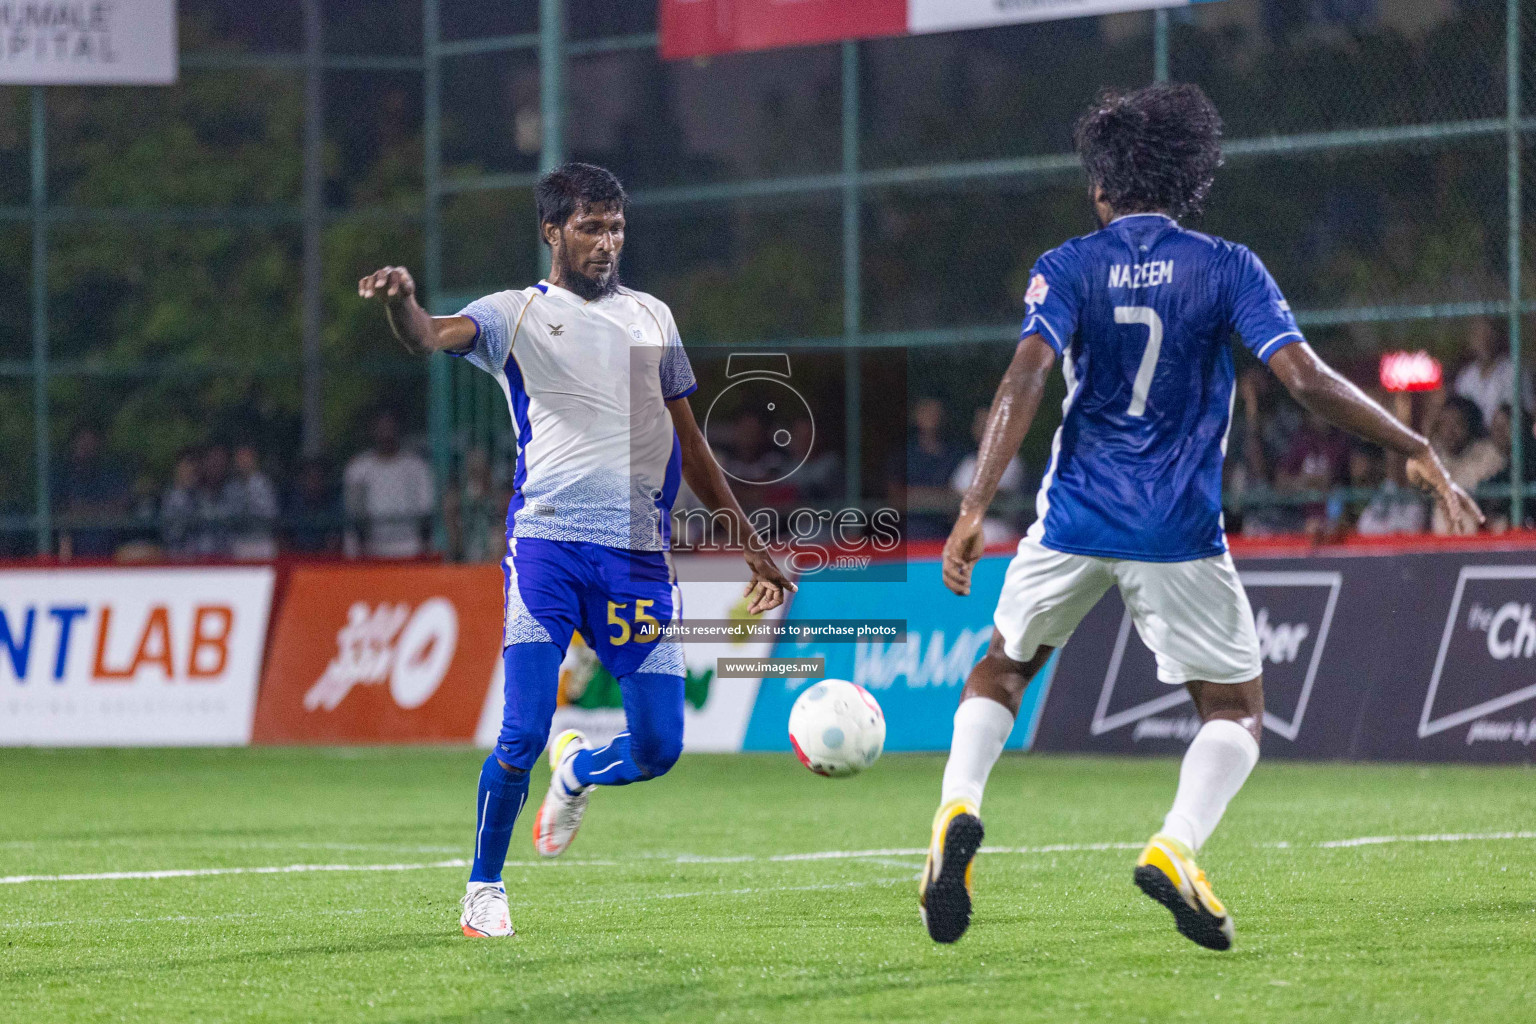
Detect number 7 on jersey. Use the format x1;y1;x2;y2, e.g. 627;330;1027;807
1115;305;1164;418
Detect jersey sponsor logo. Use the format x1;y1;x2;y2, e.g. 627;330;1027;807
303;598;459;712
1089;571;1341;742
1107;260;1174;289
548;323;565;336
1024;273;1049;311
1420;565;1536;739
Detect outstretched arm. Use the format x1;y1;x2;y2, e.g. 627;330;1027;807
943;333;1057;596
1268;342;1483;532
358;266;477;355
667;396;796;614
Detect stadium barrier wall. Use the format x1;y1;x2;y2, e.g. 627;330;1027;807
3;539;1532;758
1033;541;1536;763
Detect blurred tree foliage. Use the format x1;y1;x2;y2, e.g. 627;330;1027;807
0;0;1528;520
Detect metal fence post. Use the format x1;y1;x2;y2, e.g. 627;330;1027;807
1154;8;1169;83
301;0;325;458
540;0;565;273
424;0;452;550
842;39;863;505
31;86;50;556
1508;0;1525;525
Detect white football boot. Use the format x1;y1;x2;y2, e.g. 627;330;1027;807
459;881;513;937
532;729;592;858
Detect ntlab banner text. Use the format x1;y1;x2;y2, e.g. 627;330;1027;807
0;1;178;85
254;564;505;744
0;567;273;745
1033;548;1536;763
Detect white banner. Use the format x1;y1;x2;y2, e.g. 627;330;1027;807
0;568;274;745
909;0;1192;34
0;1;178;85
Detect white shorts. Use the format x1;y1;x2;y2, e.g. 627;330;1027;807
993;538;1262;685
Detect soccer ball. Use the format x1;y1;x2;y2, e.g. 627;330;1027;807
788;679;885;777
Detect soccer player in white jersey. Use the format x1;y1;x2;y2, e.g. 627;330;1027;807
359;163;794;938
918;85;1483;948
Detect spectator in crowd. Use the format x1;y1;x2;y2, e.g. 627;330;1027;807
780;415;841;505
1273;411;1349;535
55;425;130;558
951;405;1029;545
344;410;435;558
723;410;790;486
1454;318;1533;428
194;443;243;556
444;447;506;562
1229;367;1305;536
229;444;279;560
900;398;963;540
1483;404;1536;531
160;451;202;557
1349;443;1428;536
285;457;342;554
1429;396;1505;534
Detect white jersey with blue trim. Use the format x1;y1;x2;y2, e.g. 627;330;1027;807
453;281;697;552
1019;214;1304;562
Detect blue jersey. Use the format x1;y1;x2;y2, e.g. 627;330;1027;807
1020;213;1304;562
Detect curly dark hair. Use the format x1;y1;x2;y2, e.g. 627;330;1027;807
1073;84;1223;219
535;162;627;228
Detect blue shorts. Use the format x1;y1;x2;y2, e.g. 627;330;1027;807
502;537;684;678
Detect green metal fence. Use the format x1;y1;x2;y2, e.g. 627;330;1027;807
5;0;1533;556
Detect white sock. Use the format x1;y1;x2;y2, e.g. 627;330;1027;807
1161;718;1260;852
940;697;1015;810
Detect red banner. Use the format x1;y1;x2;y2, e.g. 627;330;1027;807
252;565;504;744
659;0;907;60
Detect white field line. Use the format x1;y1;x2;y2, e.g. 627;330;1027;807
0;883;913;930
569;877;908;907
4;830;1534;887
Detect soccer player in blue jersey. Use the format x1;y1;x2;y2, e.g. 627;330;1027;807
919;85;1483;948
359;163;793;938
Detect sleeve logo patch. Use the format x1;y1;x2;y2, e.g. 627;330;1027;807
1025;273;1049;311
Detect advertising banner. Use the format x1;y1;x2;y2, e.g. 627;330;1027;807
1032;549;1536;763
660;0;1212;59
253;565;505;744
0;1;178;85
742;556;1054;752
0;567;273;746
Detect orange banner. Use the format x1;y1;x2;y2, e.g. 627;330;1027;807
253;564;504;743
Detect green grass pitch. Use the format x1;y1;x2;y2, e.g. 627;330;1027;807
4;748;1535;1023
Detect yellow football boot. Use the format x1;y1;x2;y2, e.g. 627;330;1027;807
918;798;984;943
1133;833;1234;950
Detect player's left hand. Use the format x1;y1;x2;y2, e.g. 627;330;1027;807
743;546;796;615
942;514;986;596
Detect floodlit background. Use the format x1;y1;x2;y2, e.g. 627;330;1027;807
2;0;1532;560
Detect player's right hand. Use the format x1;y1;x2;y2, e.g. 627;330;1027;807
359;266;416;303
1406;446;1484;535
942;515;986;596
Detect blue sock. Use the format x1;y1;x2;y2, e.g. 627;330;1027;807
571;732;646;788
469;754;530;884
